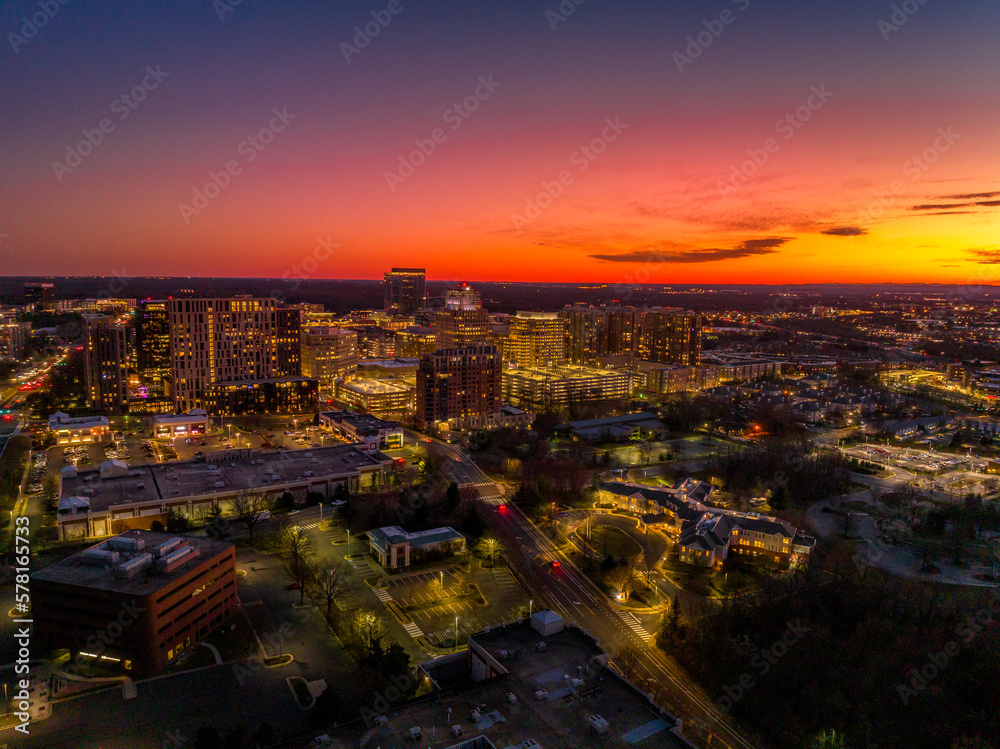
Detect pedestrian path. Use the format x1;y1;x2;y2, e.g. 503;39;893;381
374;588;392;603
403;621;424;638
617;610;652;641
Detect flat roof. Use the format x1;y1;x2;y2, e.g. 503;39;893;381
59;444;385;515
505;365;629;382
382;624;690;749
31;530;233;596
339;379;411;395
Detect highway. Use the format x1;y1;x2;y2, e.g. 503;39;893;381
414;432;762;749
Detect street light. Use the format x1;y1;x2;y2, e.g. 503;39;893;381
529;599;533;617
455;615;459;652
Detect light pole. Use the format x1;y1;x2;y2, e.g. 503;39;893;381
455;615;459;652
529;599;533;617
347;529;351;558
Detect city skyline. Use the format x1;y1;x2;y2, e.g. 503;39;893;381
1;1;998;284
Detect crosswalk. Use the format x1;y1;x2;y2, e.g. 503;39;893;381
617;610;652;641
298;522;319;531
374;588;392;603
403;621;424;638
491;568;520;592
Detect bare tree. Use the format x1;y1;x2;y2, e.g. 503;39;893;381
312;558;354;622
230;491;271;543
351;609;390;657
280;528;315;604
613;646;642;682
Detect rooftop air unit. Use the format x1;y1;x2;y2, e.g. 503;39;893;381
114;553;153;579
155;545;200;573
107;535;146;552
79;548;120;566
152;537;185;558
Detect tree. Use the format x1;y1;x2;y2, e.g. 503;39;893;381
446;481;461;509
809;729;845;749
193;726;222;749
165;508;190;533
280;528;315;604
607;559;640;600
614;646;642;681
312;558;354;622
150;520;165;532
351;609;390;658
475;536;504;567
230;491;271;543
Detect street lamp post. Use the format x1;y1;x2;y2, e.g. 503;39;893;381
455;615;459;652
347;529;351;558
529;599;533;617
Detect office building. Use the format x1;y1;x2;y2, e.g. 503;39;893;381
135;300;171;397
394;325;436;357
24;281;55;312
383;268;426;315
167;298;302;413
83;313;131;413
434;307;491;351
32;531;237;677
442;283;482;309
416;344;501;430
300;327;358;383
506;311;565;367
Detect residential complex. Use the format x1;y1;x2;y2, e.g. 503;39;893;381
83;313;131;413
416;344;502;430
300;326;359;383
506;311;566;367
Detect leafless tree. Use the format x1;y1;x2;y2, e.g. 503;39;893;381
312;558;354;622
230;491;271;543
280;528;315;604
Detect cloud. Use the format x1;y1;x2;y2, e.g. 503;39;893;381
977;200;1000;207
966;248;1000;264
911;203;973;211
591;237;792;263
942;191;1000;200
821;226;867;237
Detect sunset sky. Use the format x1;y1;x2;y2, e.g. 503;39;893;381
2;0;998;284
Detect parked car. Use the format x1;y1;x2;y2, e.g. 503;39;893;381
284;582;302;590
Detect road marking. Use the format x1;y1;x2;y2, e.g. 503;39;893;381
403;622;423;638
374;589;392;602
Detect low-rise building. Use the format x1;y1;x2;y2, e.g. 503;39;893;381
334;377;415;416
366;525;466;568
47;412;110;444
32;530;237;677
320;410;403;449
502;364;632;411
55;444;389;540
205;376;318;415
151;409;210;437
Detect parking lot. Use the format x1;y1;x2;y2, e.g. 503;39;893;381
378;563;529;645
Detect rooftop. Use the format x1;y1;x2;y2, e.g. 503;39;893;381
357;622;692;749
59;444;385;514
506;365;629;382
31;530;233;596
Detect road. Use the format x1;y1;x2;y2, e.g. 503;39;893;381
415;435;761;749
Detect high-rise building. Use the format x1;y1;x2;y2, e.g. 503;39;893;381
507;311;566;367
563;305;699;366
416;344;501;430
168;298;304;413
24;282;55;312
563;305;639;365
394;325;436;357
135;300;171;396
636;311;702;366
301;327;359;383
443;283;482;309
383;268;426;315
434;307;491;351
0;321;31;360
83;313;131;413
